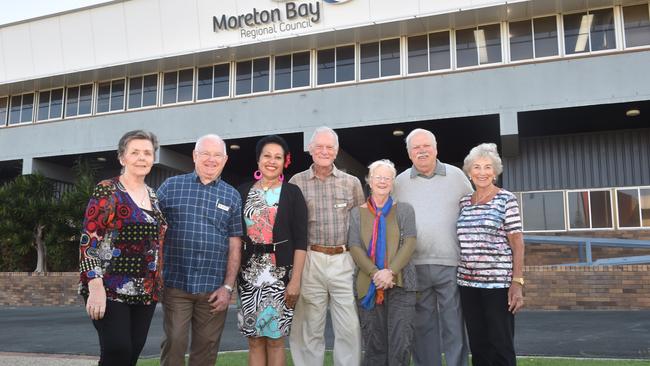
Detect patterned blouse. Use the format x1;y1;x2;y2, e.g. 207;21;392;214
79;178;167;304
456;189;522;289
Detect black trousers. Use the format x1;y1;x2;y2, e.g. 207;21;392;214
89;299;156;366
459;286;516;366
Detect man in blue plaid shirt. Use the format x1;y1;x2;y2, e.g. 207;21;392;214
157;134;243;366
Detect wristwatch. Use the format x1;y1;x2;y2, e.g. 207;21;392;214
511;277;525;287
223;284;234;293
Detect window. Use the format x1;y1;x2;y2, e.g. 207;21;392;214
623;4;650;48
360;38;400;80
65;84;93;117
317;45;355;85
197;64;230;100
521;191;566;231
456;24;502;68
509;16;558;61
8;93;34;124
409;31;451;73
564;9;616;55
163;69;194;105
236;57;270;95
1;97;9;126
274;51;310;90
617;187;650;228
96;79;125;113
37;88;64;121
567;190;613;229
128;74;158;109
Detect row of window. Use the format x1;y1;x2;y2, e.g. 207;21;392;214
515;186;650;232
2;4;650;126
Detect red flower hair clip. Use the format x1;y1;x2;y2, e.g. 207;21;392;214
284;152;292;169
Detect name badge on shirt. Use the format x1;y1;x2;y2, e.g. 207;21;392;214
217;203;230;212
334;202;347;209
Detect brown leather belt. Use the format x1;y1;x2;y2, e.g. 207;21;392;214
309;244;347;255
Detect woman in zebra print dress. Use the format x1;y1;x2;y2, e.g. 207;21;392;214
237;135;308;366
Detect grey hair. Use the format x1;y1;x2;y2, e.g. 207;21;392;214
195;134;227;155
405;128;437;150
309;126;339;149
365;159;397;185
117;130;159;159
463;143;503;176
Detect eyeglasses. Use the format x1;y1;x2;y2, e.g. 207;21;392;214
312;144;336;152
197;151;226;160
371;176;393;182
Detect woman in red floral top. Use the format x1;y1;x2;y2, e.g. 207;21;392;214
79;130;167;366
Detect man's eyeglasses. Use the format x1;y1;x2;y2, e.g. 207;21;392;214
197;151;226;160
371;176;393;182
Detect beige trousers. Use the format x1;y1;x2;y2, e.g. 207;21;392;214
289;250;361;366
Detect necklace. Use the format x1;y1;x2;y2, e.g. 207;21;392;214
473;186;497;205
121;177;148;206
259;179;280;192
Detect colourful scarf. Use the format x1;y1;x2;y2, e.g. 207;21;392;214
360;196;393;310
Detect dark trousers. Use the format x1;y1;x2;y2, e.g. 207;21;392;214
89;299;157;366
459;286;516;366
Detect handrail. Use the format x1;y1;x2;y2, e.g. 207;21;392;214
524;235;650;266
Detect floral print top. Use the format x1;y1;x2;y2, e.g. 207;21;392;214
456;189;522;289
79;177;167;304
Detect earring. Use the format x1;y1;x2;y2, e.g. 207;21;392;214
253;170;262;180
279;174;284;182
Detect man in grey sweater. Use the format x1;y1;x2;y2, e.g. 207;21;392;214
393;128;473;366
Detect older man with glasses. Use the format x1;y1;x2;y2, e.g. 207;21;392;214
157;134;243;366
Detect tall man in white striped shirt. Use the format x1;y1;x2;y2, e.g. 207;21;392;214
393;129;473;366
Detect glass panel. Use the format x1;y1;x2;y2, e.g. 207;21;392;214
50;88;63;119
79;84;93;115
564;12;590;55
128;76;143;109
197;66;213;100
360;42;379;80
142;74;157;107
568;191;590;228
624;4;650;48
336;45;355;82
65;86;79;117
509;20;533;61
292;51;310;88
380;38;400;77
0;97;8;126
317;48;335;85
590;190;612;228
213;64;229;98
21;93;33;122
253;57;270;93
522;191;566;231
429;31;450;70
534;16;559;57
590;8;615;52
177;69;193;102
478;23;501;64
38;91;50;121
110;79;125;111
236;60;252;95
97;82;111;113
641;188;650;227
163;71;178;104
407;35;428;74
617;189;641;227
9;95;21;124
456;28;477;68
274;54;292;90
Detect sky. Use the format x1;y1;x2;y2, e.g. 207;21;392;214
0;0;112;25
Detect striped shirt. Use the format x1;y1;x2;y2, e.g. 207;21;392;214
157;172;243;294
289;164;365;246
456;189;522;289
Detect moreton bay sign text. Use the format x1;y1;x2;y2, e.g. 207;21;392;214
213;1;321;39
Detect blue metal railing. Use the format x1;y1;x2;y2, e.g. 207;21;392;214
524;235;650;266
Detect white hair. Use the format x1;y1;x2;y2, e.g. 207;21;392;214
309;126;339;148
365;159;397;185
405;128;437;150
463;143;503;176
195;134;227;155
